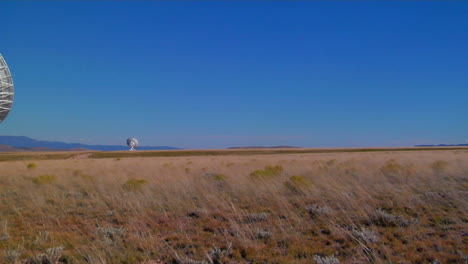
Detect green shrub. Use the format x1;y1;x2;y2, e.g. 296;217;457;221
284;175;312;194
290;175;311;186
250;165;283;180
80;174;93;182
214;174;227;181
381;159;402;176
431;160;449;174
122;179;147;191
32;175;56;185
72;169;93;181
27;163;37;169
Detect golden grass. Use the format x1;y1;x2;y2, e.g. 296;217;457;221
31;175;56;185
0;150;467;263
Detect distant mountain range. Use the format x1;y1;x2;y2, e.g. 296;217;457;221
0;136;180;151
415;144;468;147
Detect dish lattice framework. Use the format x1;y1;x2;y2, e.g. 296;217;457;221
0;54;14;123
127;137;139;151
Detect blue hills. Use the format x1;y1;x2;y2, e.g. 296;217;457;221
0;136;180;151
415;143;468;147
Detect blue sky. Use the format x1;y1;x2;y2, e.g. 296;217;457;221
1;1;467;149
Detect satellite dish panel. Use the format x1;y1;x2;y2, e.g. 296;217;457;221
127;137;139;151
0;54;14;124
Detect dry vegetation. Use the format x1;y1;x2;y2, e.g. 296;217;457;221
0;150;467;263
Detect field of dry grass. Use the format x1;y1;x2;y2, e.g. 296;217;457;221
0;149;467;263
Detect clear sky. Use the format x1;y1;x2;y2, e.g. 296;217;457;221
1;1;467;149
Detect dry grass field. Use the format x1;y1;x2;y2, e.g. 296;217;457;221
0;149;467;264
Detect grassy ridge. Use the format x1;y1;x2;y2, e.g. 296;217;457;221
1;147;467;162
89;147;468;159
0;152;76;162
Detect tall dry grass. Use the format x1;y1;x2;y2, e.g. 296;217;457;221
0;150;467;263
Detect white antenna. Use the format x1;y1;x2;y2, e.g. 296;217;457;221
0;54;14;124
127;137;139;151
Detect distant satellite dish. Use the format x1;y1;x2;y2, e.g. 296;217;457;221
0;54;14;124
127;137;139;151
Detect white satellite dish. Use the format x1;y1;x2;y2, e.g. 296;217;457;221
0;54;14;124
127;137;139;151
